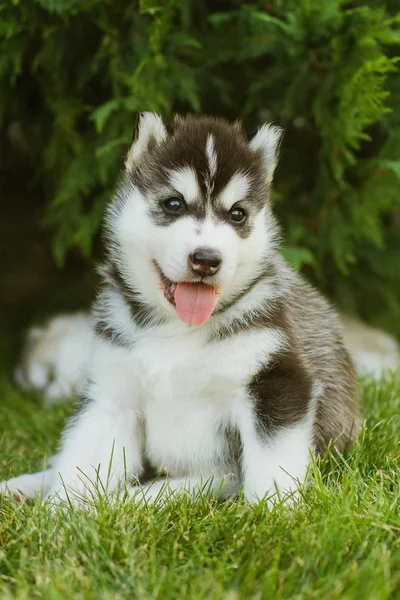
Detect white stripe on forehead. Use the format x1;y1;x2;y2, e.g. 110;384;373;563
206;134;217;178
217;172;251;210
168;166;200;203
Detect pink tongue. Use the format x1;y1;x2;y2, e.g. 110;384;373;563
174;283;216;326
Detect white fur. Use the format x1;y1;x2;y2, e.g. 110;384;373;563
125;112;167;169
93;286;138;342
206;134;217;178
14;313;93;406
5;316;293;506
127;474;234;505
340;314;400;379
235;400;313;505
128;366;313;508
49;391;142;504
250;124;283;182
168;166;200;204
0;470;52;499
217;172;251;210
113;180;275;318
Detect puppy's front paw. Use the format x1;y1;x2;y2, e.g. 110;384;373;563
45;475;119;510
0;471;51;501
45;480;94;510
128;479;182;506
244;478;302;509
0;480;23;502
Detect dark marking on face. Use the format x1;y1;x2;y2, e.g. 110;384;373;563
128;115;270;237
148;193;207;227
148;195;259;239
211;201;255;239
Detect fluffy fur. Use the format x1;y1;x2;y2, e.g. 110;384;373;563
1;113;360;508
14;313;93;406
13;312;399;405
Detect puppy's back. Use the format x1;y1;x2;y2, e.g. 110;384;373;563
279;258;359;452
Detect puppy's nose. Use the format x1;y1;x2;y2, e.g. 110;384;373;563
189;248;222;276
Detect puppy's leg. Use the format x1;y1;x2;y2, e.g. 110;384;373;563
46;396;143;506
46;343;144;506
238;404;314;506
0;469;52;500
238;350;316;507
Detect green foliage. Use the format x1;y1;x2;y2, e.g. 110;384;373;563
1;0;400;331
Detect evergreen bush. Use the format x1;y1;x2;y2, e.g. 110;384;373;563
1;0;400;332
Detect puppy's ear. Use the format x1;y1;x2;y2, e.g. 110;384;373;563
250;123;283;183
125;112;167;170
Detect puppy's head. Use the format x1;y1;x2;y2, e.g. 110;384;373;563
108;113;282;326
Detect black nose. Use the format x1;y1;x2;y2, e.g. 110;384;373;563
189;248;222;276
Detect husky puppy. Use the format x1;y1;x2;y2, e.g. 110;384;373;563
0;113;359;506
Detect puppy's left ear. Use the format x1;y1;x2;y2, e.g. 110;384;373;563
250;123;283;183
125;112;167;171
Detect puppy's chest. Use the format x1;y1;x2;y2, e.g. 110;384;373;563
130;327;278;472
143;389;234;474
133;334;237;471
133;325;277;395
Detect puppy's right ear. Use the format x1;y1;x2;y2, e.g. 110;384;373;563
250;123;283;183
125;112;167;171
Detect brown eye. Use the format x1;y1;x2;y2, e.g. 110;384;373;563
230;207;247;223
163;197;186;214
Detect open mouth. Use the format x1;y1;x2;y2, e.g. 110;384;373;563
153;261;217;326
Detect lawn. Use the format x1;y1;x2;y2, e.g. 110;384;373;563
0;362;399;599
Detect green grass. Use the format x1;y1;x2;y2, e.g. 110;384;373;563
1;374;399;600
